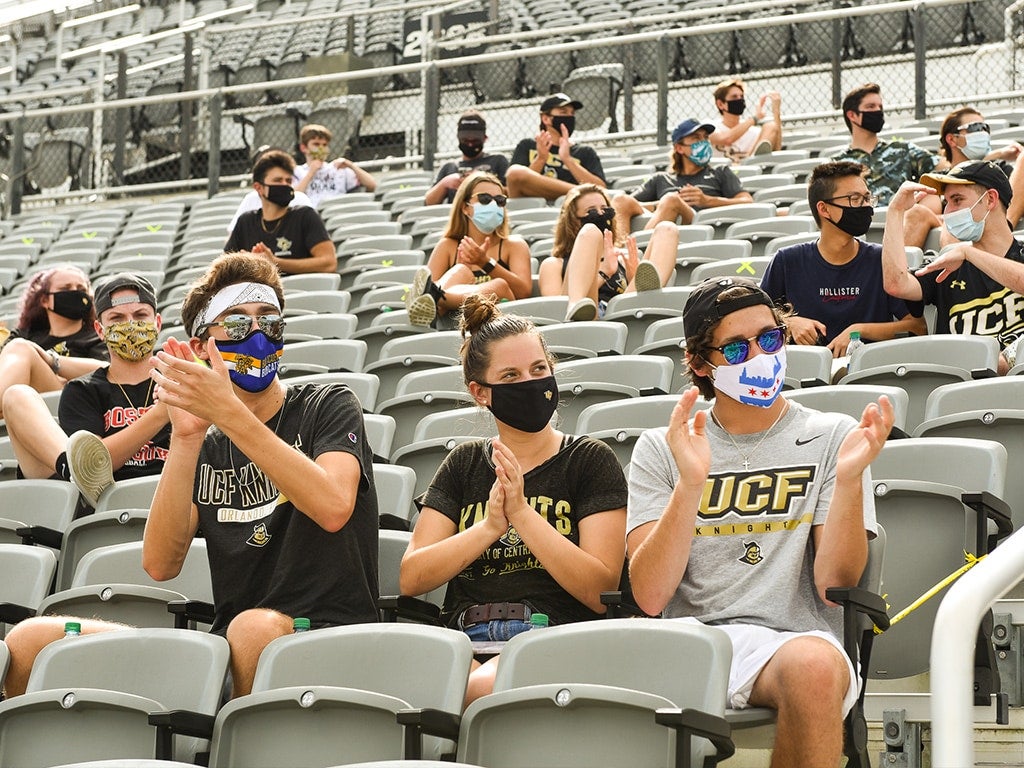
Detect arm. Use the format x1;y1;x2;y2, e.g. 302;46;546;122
1008;160;1024;230
558;139;605;187
43;350;107;380
337;158;377;192
424;172;462;206
626;388;711;616
881;182;932;301
293;161;320;195
812;397;893;601
826;314;927;356
494;237;534;299
915;240;1024;293
273;239;338;274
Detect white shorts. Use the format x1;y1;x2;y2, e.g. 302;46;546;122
672;618;858;716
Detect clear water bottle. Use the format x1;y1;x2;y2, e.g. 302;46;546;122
529;613;549;630
847;331;865;366
293;617;311;633
64;621;81;638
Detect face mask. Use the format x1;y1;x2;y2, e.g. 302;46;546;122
51;290;92;320
943;192;990;243
826;204;874;237
263;184;294;207
485;375;558;433
459;141;483;158
103;319;158;362
687;139;713;166
726;98;746;116
962;132;991;161
858;110;885;133
710;347;786;408
471;201;505;234
550;115;575;137
214;330;283;393
581;206;615;232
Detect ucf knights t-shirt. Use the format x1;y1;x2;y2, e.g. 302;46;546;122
420;436;626;628
224;207;331;267
194;383;379;634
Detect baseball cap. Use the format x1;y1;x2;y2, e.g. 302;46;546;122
672;119;716;144
920;160;1013;210
93;272;158;316
457;111;486;140
683;277;775;340
540;93;583;113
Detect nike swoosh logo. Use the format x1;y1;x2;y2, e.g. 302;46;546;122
795;435;823;446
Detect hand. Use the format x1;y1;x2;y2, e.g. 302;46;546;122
442;172;463;190
535;130;552;162
914;244;967;283
483;477;509;537
677;184;707;207
151;337;237;433
622;235;639;280
787;315;827;346
491;438;529;527
600;228;619;276
457;236;489;267
306;158;325;174
836;396;894;482
827;325;860;357
989;142;1023;163
755;93;769;121
666;387;712;490
333;157;351;169
888;181;937;215
765;91;781;118
251;242;275;261
557;125;574;164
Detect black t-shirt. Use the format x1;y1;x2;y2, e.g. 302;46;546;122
420;436;626;627
59;367;170;480
629;166;744;204
224;207;332;266
194;383;379;633
510;139;606;184
434;154;511;203
918;239;1024;346
4;325;108;361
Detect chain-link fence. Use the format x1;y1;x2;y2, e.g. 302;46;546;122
0;0;1020;212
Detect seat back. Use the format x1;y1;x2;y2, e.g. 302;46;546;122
0;544;57;635
56;509;149;592
373;464;417;528
0;479;80;531
94;476;161;514
71;540;214;603
850;335;1000;373
783;384;910;434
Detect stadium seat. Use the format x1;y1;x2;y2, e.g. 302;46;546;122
55;508;149;592
94;476;161;515
364;413;397;464
538;321;628;360
0;479;80;547
280;372;381;413
575;395;702;467
0;543;58;636
783;384;910;436
278;339;368;376
373;463;418;529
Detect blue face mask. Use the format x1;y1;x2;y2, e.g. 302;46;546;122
943;192;990;243
215;330;283;392
688;139;713;166
962;132;991;161
471;201;505;234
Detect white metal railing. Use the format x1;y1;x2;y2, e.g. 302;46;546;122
930;526;1024;766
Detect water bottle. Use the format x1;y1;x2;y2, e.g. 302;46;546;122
846;331;865;367
64;621;81;638
292;617;311;633
528;613;549;630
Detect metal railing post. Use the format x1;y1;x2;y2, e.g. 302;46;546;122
422;63;440;173
112;52;128;187
656;35;669;146
181;32;195;181
914;4;927;120
10;115;24;216
622;24;635;133
207;92;222;198
831;0;842;109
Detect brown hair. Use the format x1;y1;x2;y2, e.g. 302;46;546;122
939;107;982;162
16;264;94;333
713;78;744;109
300;124;333;145
251;149;295;183
807;161;867;226
182;252;285;338
442;172;511;242
551;184;621;260
459;293;554;387
841;83;881;132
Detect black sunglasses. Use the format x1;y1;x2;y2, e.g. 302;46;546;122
196;313;286;341
472;193;508;207
708;326;786;365
957;121;990;134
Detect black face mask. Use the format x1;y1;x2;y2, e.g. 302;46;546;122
581;206;615;233
827;204;874;237
459;141;483;159
726;98;746;116
50;289;92;320
858;110;885;134
550;115;575;137
484;375;559;433
263;184;294;207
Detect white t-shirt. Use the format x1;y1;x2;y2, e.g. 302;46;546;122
293;163;359;207
712;119;761;160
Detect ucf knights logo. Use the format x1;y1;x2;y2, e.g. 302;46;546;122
738;541;763;565
247;523;272;547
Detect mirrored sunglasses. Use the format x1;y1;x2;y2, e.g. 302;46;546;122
197;313;285;341
709;326;786;365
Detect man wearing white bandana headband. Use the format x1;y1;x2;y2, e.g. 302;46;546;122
2;272;170;508
626;277;893;766
1;254;379;703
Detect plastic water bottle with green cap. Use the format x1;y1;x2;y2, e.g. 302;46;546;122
847;330;865;366
293;617;311;633
64;621;81;638
529;613;549;630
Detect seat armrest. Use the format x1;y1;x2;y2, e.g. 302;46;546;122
149;709;216;760
825;586;889;632
971;367;997;380
377;594;441;624
0;602;35;625
396;707;461;758
167;599;216;628
962;491;1013;552
655;707;735;767
600;590;653;619
15;525;63;548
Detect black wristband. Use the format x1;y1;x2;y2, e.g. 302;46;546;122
482;258;497;274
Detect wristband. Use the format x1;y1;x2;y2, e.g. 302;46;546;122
47;349;61;374
482;258;497;274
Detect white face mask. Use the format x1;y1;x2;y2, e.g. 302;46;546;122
961;132;991;161
710;347;787;408
942;192;989;244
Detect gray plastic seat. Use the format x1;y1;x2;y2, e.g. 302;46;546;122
0;543;58;636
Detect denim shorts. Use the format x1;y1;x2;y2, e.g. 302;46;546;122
463;618;533;642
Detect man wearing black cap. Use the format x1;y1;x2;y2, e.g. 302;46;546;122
424;110;509;206
2;272;170;506
612;118;752;232
882;161;1024;372
626;276;893;766
506;93;606;201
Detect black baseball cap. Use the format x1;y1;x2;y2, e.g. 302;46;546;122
672;119;716;144
540;93;583;113
683;277;775;340
93;272;158;316
920;160;1013;210
457;111;486;140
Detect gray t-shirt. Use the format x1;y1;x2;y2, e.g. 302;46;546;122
627;400;876;639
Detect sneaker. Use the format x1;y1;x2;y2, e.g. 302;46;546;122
66;430;114;508
565;297;598;322
752;139;774;156
405;266;437;327
406;267;431;310
634;261;662;293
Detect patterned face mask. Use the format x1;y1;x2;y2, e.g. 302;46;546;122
102;319;158;362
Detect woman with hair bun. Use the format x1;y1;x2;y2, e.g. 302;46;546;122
400;293;627;705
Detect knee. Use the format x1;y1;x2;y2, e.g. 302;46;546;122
781;641;848;706
613;195;639;217
226;608;293;646
652;220;680;242
465;659;499;707
0;338;34;363
443;263;474;284
2;384;43;420
5;617;70;661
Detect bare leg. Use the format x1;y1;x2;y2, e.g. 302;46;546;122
903;201;943;250
0;339;63;419
759;121;783;151
612;195;646;235
626;221;678;291
506;166;576;201
441;278;515;315
4;616;126;697
563;225;603;304
748;635;849;767
465;655;500;708
3;384;67;478
225;607;294;697
647;195;696;228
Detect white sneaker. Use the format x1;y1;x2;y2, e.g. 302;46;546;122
752;139;774;156
66;430;114;508
405;267;437;327
565;298;598;322
634;261;662;293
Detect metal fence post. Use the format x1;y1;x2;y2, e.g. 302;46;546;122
10;115;23;216
831;0;842;109
622;24;635;134
112;52;128;187
208;92;222;199
914;4;927;120
181;31;195;181
423;63;439;173
656;34;669;146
